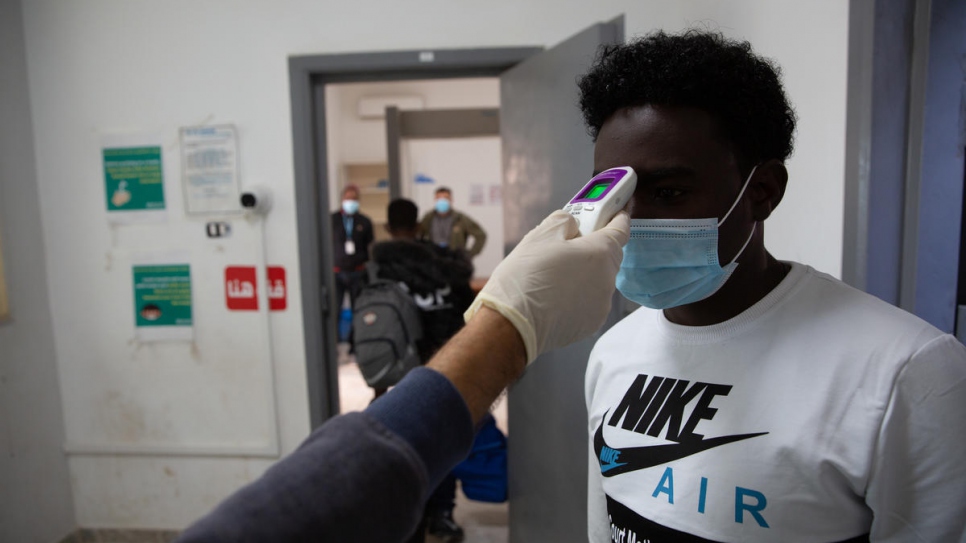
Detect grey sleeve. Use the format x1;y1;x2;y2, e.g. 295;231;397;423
176;367;474;543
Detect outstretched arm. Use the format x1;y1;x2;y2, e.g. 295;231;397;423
427;306;525;422
177;210;629;543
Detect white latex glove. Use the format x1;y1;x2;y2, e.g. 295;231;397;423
464;209;630;364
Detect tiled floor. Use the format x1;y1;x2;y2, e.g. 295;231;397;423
338;344;510;543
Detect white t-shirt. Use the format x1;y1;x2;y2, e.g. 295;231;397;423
586;263;966;543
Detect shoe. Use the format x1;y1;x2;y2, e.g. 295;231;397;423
426;509;464;542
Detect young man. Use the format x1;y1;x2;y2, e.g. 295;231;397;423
331;184;374;340
417;187;487;259
370;198;476;542
580;31;966;542
375;198;475;362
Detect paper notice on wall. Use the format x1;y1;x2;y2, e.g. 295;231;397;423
132;256;193;341
489;184;502;205
469;183;485;205
102;133;167;223
180;125;242;215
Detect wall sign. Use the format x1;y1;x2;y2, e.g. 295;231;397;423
268;266;286;311
206;221;232;238
225;266;258;311
102;133;166;223
225;265;286;311
469;183;485;205
132;263;193;341
180;125;242;215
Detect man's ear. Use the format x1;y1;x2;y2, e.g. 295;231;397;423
749;159;787;222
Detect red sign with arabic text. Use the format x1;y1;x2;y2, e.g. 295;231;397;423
268;266;286;311
225;266;287;311
225;266;258;310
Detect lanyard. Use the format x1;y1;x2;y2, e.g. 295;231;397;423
343;214;354;237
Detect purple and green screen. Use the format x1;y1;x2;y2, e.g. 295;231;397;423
582;183;609;200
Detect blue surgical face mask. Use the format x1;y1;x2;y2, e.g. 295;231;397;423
616;165;759;310
434;198;451;214
342;199;360;215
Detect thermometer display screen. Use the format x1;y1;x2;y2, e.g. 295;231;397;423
582;182;610;200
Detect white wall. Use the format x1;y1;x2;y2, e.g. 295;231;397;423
326;78;504;276
19;0;849;529
0;0;76;541
404;137;504;277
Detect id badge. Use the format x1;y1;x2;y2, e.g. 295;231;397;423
344;240;356;255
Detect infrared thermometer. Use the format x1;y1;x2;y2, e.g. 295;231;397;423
563;166;637;236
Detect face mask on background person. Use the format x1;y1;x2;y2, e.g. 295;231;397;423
616;165;759;310
434;198;452;214
342;199;360;215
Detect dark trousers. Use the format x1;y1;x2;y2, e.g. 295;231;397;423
405;473;457;543
426;473;457;513
334;269;367;342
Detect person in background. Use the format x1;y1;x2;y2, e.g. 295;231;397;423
417;186;487;259
331;184;374;342
578;30;966;542
371;198;475;542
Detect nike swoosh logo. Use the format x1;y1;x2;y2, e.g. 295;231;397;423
594;412;768;477
599;454;628;473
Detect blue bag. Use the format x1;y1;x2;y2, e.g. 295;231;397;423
452;414;508;503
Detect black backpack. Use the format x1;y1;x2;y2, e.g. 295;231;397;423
352;270;423;389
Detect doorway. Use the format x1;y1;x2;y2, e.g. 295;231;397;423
288;47;540;426
290;52;535;543
289;17;624;542
323;75;509;425
842;0;966;333
327;83;513;536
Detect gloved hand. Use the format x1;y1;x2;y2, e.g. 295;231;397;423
464;209;630;364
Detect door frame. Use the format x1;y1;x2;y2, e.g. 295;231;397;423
288;47;541;427
842;0;966;333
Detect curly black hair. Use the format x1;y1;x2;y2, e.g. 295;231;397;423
578;30;796;168
387;198;418;230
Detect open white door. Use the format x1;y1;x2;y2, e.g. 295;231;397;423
500;16;624;542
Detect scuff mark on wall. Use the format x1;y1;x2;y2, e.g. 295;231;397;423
103;390;147;443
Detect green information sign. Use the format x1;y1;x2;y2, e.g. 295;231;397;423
132;264;192;328
104;146;165;211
